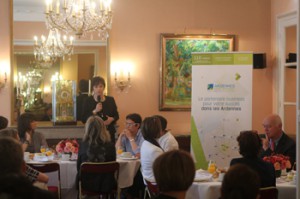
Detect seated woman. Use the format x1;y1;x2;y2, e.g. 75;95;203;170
18;113;48;153
140;116;164;182
230;130;276;188
0;128;49;184
153;150;195;199
76;115;116;193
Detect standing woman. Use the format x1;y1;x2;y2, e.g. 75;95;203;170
18;113;48;153
140;116;164;182
81;76;119;142
76;116;116;193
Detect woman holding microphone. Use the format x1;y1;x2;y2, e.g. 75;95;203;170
81;76;119;143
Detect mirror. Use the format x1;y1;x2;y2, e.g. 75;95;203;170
13;0;108;123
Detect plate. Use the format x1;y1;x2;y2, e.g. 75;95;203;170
194;170;213;182
119;157;138;160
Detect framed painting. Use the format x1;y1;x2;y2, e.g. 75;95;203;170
159;33;235;111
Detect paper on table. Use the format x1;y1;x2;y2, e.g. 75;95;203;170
194;169;213;182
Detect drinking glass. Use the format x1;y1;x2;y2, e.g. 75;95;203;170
40;145;46;153
117;146;124;155
207;160;216;174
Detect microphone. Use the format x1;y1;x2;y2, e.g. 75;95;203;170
97;95;104;118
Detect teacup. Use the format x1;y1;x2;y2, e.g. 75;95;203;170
24;152;30;162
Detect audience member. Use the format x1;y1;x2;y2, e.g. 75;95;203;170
260;114;296;166
230;130;275;187
82;76;119;143
0;137;56;199
115;113;144;158
141;116;164;182
220;164;260;199
18;113;48;153
76;115;116;193
0;115;8;130
155;115;179;151
153;150;195;199
116;113;145;199
76;79;89;121
0;128;49;184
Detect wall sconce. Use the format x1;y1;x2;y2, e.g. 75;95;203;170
112;62;133;93
0;72;7;90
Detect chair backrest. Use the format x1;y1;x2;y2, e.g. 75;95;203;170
259;186;278;199
145;179;159;195
27;162;61;199
79;161;120;198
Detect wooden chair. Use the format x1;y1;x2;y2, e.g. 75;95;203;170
27;162;61;199
79;161;120;199
259;186;278;199
143;179;159;199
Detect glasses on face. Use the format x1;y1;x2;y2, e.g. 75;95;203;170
125;122;137;127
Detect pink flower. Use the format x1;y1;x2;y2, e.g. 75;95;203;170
56;139;79;154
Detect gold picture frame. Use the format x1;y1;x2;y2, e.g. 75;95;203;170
159;33;235;111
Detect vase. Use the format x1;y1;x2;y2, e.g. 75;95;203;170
275;170;281;178
61;153;71;161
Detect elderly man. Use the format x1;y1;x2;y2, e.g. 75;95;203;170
260;114;296;166
0;137;55;199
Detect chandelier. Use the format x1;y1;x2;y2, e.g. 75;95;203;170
44;0;113;39
33;29;74;67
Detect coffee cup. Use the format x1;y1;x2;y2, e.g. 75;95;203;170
24;152;30;162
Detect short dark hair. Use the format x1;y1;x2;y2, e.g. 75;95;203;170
237;130;261;158
153;115;167;131
0;137;24;175
221;164;260;199
126;113;142;124
153;150;195;192
91;76;106;88
79;79;89;92
0;116;8;130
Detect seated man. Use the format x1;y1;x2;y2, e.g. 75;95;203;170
0;137;56;199
115;113;144;158
155;115;179;151
115;113;145;199
153;150;195;199
260;114;296;166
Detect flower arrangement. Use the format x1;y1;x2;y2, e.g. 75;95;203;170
56;139;79;154
263;154;291;170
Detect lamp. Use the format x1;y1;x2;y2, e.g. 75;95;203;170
34;29;74;67
113;62;132;93
44;0;113;39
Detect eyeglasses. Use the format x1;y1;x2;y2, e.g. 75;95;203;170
125;122;137;127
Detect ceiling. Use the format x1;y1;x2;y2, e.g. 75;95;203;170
14;0;44;22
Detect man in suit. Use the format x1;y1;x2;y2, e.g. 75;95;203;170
260;114;296;166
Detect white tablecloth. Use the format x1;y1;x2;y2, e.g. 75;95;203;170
185;179;296;199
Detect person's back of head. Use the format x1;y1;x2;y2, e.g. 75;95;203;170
126;113;142;125
79;79;89;93
0;115;8;130
83;116;111;145
0;137;24;176
221;164;260;199
0;128;19;140
153;115;167;132
237;130;261;158
153;150;195;194
141;116;161;147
